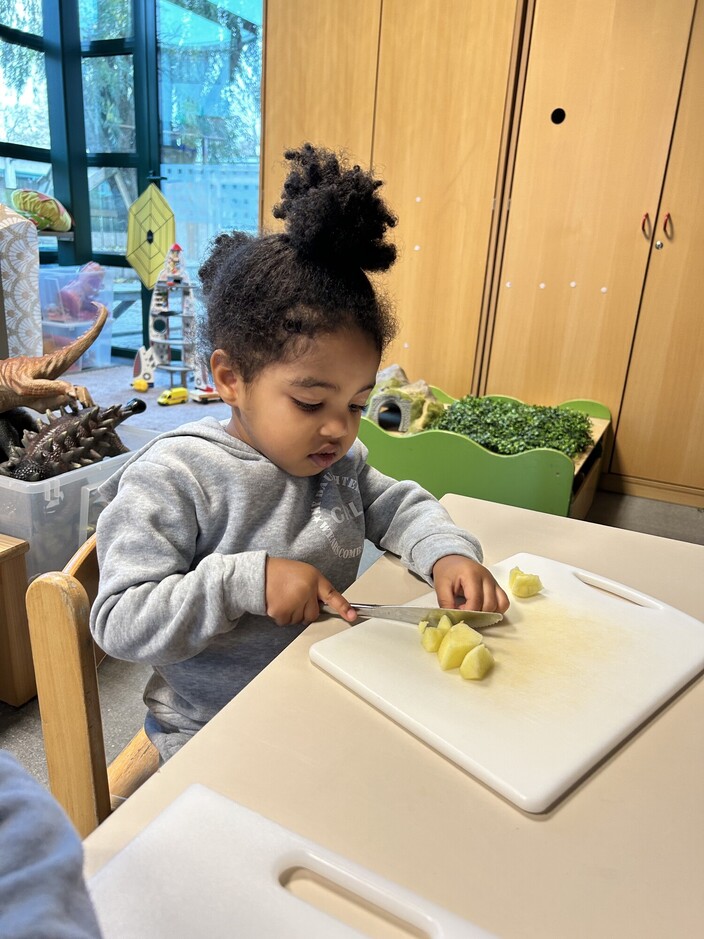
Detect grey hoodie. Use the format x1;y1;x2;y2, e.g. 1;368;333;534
91;417;482;760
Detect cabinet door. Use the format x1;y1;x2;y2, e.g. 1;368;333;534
261;0;382;223
610;2;704;495
485;0;695;420
373;0;519;397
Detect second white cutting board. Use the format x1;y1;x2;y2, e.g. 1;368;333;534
88;784;486;937
310;553;704;813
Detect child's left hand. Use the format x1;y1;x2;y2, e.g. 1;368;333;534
432;555;509;614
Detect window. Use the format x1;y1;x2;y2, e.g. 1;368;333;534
0;2;55;252
0;0;262;357
158;0;262;258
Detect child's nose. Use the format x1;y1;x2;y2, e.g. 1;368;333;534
321;412;351;439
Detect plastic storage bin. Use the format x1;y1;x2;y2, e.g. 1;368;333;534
40;264;114;371
0;425;155;580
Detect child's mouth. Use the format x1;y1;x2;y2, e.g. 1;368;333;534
309;450;337;469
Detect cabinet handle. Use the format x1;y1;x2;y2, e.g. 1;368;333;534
663;212;672;235
641;212;650;233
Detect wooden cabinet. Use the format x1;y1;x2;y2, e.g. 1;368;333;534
0;533;34;706
483;0;696;423
482;0;702;505
609;1;704;501
261;0;520;399
260;0;382;224
372;0;519;398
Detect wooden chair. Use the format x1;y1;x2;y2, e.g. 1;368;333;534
26;533;159;838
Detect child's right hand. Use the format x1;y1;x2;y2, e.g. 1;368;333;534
265;557;357;627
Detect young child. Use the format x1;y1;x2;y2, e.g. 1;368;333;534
91;144;509;761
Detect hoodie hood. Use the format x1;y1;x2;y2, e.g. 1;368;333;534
98;416;265;502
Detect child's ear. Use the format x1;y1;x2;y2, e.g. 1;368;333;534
210;349;242;405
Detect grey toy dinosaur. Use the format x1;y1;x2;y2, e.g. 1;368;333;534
0;397;147;481
0;303;108;413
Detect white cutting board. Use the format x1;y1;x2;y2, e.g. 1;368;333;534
310;553;704;813
88;784;489;938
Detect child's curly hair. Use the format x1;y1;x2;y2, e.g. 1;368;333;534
198;144;398;382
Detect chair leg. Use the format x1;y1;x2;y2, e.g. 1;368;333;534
107;727;160;810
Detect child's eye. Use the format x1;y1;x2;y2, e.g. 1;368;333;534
292;398;322;412
349;403;366;413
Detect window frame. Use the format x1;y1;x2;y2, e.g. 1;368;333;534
2;1;263;358
1;1;159;349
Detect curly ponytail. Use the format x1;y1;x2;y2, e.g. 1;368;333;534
197;144;398;382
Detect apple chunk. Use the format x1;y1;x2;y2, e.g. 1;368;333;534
437;623;483;671
460;644;495;680
435;613;453;635
417;616;495;681
508;566;543;598
420;626;443;652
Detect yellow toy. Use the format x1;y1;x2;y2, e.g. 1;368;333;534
157;387;189;406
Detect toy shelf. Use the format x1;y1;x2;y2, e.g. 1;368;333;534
359;394;611;518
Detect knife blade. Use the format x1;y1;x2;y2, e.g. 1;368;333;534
322;603;503;628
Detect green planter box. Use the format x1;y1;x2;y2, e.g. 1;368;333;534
359;393;611;518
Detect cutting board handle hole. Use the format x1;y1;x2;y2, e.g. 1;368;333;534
280;866;430;938
574;572;660;609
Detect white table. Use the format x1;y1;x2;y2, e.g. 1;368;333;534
84;495;704;938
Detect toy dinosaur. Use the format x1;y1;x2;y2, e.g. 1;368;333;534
0;302;107;414
57;262;106;321
0;397;146;481
0;407;41;464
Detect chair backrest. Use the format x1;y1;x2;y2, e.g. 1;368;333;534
26;533;157;837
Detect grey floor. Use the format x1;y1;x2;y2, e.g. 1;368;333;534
2;362;703;787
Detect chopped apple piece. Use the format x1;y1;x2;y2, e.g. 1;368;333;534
436;613;453;635
460;644;495;680
508;566;543;598
418;616;494;681
437;623;483;671
421;626;443;652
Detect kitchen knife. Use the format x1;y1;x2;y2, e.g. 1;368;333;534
322;603;503;628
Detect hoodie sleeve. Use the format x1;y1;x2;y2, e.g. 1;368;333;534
90;456;268;666
0;751;102;939
353;447;483;581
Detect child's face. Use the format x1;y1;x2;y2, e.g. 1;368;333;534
212;328;380;476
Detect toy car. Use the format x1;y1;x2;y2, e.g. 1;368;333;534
157;386;189;406
189;388;222;404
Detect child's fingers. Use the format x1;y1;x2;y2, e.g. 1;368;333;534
435;572;485;611
456;581;485;612
434;581;458;611
476;576;510;613
458;577;510;614
318;578;357;622
494;584;511;613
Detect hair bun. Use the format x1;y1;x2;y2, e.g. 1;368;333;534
272;144;397;272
